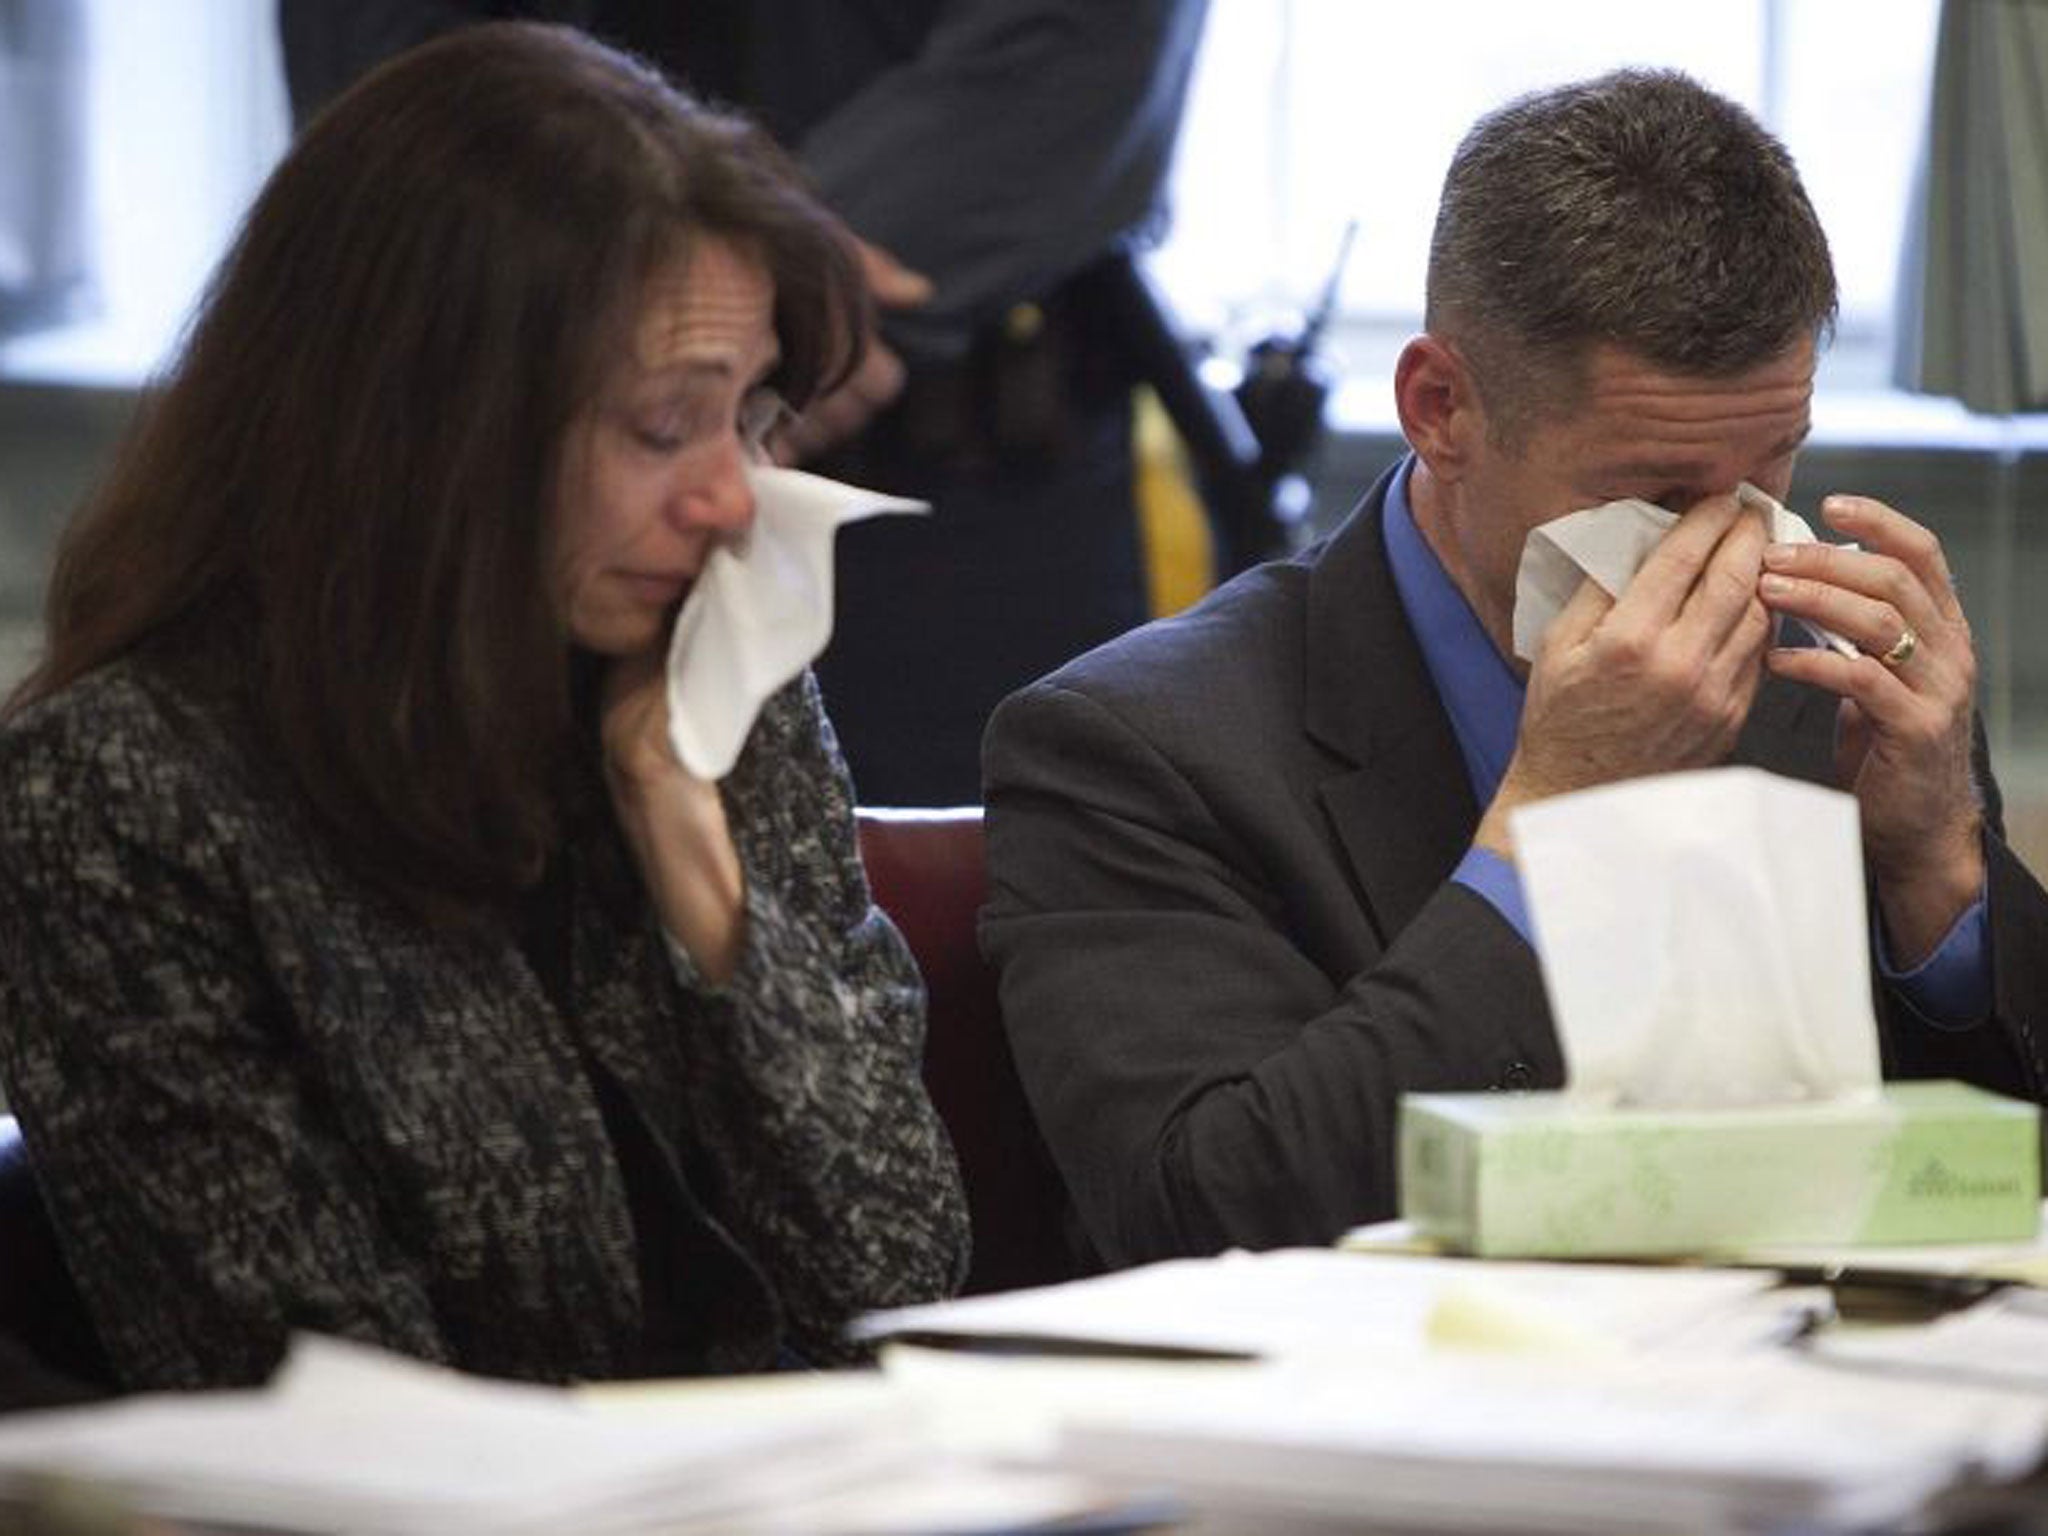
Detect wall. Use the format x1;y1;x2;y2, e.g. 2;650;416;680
0;383;131;688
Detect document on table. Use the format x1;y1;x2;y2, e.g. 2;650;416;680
852;1246;1806;1360
0;1335;1157;1536
1806;1286;2048;1391
1732;1219;2048;1288
849;1250;2048;1533
1347;1206;2048;1290
1040;1346;2048;1536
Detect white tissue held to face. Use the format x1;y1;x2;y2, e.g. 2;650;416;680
1511;483;1858;664
1512;766;1882;1110
664;465;926;781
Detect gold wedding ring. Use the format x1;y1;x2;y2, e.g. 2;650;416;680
1878;626;1919;669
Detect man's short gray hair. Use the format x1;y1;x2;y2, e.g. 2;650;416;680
1424;68;1838;445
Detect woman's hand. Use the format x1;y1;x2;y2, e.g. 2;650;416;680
600;648;747;984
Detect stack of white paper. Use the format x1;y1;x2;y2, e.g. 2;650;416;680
1042;1350;2048;1535
1810;1286;2048;1391
853;1247;1801;1360
0;1335;1121;1536
13;1257;2045;1536
853;1250;2048;1535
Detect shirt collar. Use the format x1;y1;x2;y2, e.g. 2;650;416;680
1382;457;1524;806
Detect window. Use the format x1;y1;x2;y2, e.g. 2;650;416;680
0;1;1956;417
1152;0;1945;422
0;0;288;387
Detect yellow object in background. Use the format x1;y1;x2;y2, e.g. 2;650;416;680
1132;386;1215;618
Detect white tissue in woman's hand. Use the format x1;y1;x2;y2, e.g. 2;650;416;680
665;465;925;780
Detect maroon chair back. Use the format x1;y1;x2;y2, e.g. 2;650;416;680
856;807;1081;1295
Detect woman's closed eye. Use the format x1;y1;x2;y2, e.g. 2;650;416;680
627;401;714;454
627;385;790;459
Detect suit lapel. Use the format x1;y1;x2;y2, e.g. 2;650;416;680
1731;644;1840;785
1305;465;1480;944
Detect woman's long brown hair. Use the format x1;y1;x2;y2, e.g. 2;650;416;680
7;22;865;922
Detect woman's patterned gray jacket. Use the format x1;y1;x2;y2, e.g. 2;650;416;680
0;657;968;1390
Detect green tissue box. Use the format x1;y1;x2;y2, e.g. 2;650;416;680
1399;1080;2041;1258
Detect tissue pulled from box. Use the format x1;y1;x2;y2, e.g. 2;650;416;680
1511;482;1855;663
665;465;925;780
1510;766;1881;1109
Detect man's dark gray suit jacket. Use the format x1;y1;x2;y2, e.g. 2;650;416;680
982;462;2048;1270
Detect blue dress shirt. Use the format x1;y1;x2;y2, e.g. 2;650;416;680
1379;458;1989;1024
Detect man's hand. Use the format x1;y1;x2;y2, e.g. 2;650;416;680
773;238;932;464
1758;495;1983;965
1475;493;1773;857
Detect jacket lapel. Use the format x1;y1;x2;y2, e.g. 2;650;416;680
1731;639;1840;785
559;801;689;1108
1305;464;1480;944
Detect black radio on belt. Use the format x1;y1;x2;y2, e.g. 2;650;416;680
1086;221;1353;576
1232;220;1353;555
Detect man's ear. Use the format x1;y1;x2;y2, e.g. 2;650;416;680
1394;334;1484;483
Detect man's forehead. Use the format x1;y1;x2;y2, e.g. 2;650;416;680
1570;342;1815;455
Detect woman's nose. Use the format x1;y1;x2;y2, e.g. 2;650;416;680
673;438;756;535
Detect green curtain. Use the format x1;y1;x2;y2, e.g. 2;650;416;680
1892;0;2048;415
